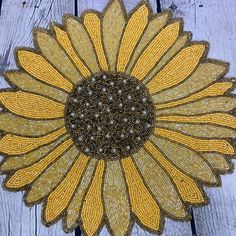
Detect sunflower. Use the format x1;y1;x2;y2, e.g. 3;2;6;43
0;0;236;235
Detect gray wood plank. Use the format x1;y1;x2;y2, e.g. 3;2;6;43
161;0;236;235
0;0;74;235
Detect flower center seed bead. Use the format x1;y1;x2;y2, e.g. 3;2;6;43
65;73;155;160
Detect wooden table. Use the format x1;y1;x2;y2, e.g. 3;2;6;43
0;0;236;235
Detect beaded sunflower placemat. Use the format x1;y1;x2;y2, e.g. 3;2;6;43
0;0;236;235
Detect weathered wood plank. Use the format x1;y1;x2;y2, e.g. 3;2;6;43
161;0;236;235
0;0;74;235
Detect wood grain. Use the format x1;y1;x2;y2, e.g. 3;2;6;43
0;0;74;235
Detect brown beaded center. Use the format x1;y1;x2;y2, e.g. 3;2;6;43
65;73;155;160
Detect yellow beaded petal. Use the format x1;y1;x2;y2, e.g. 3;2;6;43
156;113;236;129
17;50;73;92
147;44;206;94
156;82;233;109
154;128;234;155
53;26;91;77
117;4;149;72
103;0;126;71
0;91;65;119
144;141;206;204
84;13;109;71
0;127;67;155
121;157;161;232
5;138;73;189
34;30;81;84
131;21;181;80
81;160;105;236
44;154;89;224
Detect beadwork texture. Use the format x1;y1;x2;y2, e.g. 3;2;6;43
0;0;236;235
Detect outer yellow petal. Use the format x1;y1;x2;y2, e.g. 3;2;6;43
5;138;73;189
150;135;217;184
0;135;68;172
133;148;187;218
202;153;231;172
156;82;233;109
152;62;228;103
144;141;206;204
0;113;64;136
157;122;236;138
121;157;161;231
5;71;68;104
147;45;206;94
17;50;73;92
126;11;170;73
117;4;149;72
144;33;191;84
81;160;105;236
0;91;64;119
34;30;81;84
131;22;181;80
44;154;89;223
157;97;236;116
84;13;109;71
53;26;91;77
65;159;97;232
65;17;100;73
156;113;236;129
104;161;130;236
154;128;234;155
25;145;79;203
103;0;126;71
0;127;67;155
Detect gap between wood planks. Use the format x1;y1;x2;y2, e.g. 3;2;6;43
73;0;196;235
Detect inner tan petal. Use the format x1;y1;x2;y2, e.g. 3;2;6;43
44;154;89;224
147;44;206;94
0;113;64;136
143;33;191;84
116;4;149;72
81;160;105;236
0;91;64;119
84;13;109;71
34;30;81;84
65;17;100;73
157;97;236;116
154;128;234;155
133;148;187;218
144;141;206;204
121;157;161;231
150;135;217;184
26;146;79;204
17;50;73;92
202;153;231;172
157;123;236;138
102;0;126;71
156;113;236;129
126;11;170;74
5;71;68;104
104;161;130;236
152;62;228;103
156;82;233;109
131;22;181;80
0;127;67;155
5;138;73;189
0;135;68;172
65;159;97;232
53;26;91;77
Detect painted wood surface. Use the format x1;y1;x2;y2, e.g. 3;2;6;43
0;0;236;235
